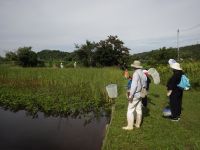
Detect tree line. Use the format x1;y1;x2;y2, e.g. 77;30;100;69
1;35;200;68
3;35;130;68
131;44;200;66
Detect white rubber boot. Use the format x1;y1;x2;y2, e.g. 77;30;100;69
122;125;133;130
135;114;142;128
122;111;134;130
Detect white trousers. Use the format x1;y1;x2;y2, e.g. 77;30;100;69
126;98;142;127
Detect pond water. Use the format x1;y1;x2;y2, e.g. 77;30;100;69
0;107;109;150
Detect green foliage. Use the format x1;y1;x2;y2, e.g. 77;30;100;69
4;47;38;67
0;56;5;64
74;36;130;68
156;62;200;89
3;35;130;68
132;44;200;65
179;44;200;60
37;49;70;61
17;47;38;67
5;51;18;61
74;40;97;66
3;41;200;69
95;35;130;68
0;66;124;116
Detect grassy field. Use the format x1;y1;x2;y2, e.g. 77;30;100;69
102;83;200;150
1;64;200;149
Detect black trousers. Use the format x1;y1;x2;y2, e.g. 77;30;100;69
169;92;183;118
142;96;147;107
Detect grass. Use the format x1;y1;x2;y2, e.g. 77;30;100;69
102;83;200;150
1;65;200;149
157;62;200;89
0;66;124;116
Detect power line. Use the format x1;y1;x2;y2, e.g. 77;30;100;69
180;24;200;32
177;24;200;61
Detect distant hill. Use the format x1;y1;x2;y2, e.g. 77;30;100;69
36;44;200;65
179;44;200;60
132;44;200;64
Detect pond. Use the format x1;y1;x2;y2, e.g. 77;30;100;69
0;107;110;150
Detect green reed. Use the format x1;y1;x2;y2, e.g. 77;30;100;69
156;62;200;89
0;66;124;116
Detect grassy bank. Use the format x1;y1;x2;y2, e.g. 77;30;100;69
102;83;200;149
0;66;124;116
1;65;200;149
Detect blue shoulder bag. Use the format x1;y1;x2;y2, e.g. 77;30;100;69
177;75;191;90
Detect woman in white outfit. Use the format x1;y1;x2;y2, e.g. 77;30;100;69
122;60;147;130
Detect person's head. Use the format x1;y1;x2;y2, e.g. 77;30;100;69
131;60;143;69
128;76;132;80
170;62;182;72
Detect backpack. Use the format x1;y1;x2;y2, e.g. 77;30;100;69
177;75;191;90
138;72;147;98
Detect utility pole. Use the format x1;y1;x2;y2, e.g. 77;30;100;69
177;29;180;61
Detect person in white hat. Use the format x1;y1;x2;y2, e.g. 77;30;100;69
166;62;183;121
122;60;147;130
74;61;77;68
60;62;64;69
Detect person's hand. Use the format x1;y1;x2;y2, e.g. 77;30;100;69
167;90;172;97
128;97;133;103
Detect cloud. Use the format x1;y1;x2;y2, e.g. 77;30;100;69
0;0;200;56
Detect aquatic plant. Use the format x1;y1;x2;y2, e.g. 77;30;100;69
0;66;124;116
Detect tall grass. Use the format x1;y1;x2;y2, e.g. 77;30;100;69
157;62;200;89
0;66;125;116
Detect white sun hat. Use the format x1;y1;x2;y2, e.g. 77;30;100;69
170;62;182;70
131;60;143;68
168;59;176;65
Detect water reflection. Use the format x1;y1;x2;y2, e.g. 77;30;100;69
0;107;110;150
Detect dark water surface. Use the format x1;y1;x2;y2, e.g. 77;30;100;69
0;107;109;150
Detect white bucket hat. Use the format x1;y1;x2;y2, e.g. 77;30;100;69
170;62;182;70
168;59;176;65
131;60;143;68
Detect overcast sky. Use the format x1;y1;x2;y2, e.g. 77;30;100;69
0;0;200;56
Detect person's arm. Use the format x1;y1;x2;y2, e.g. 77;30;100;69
167;75;176;96
128;72;139;99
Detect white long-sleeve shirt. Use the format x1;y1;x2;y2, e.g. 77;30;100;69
129;69;147;99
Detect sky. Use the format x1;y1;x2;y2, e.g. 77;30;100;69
0;0;200;56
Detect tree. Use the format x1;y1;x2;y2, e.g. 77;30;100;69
94;40;114;66
37;50;70;61
17;47;38;67
5;51;18;61
0;56;5;63
94;35;130;68
74;40;97;66
74;36;130;67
